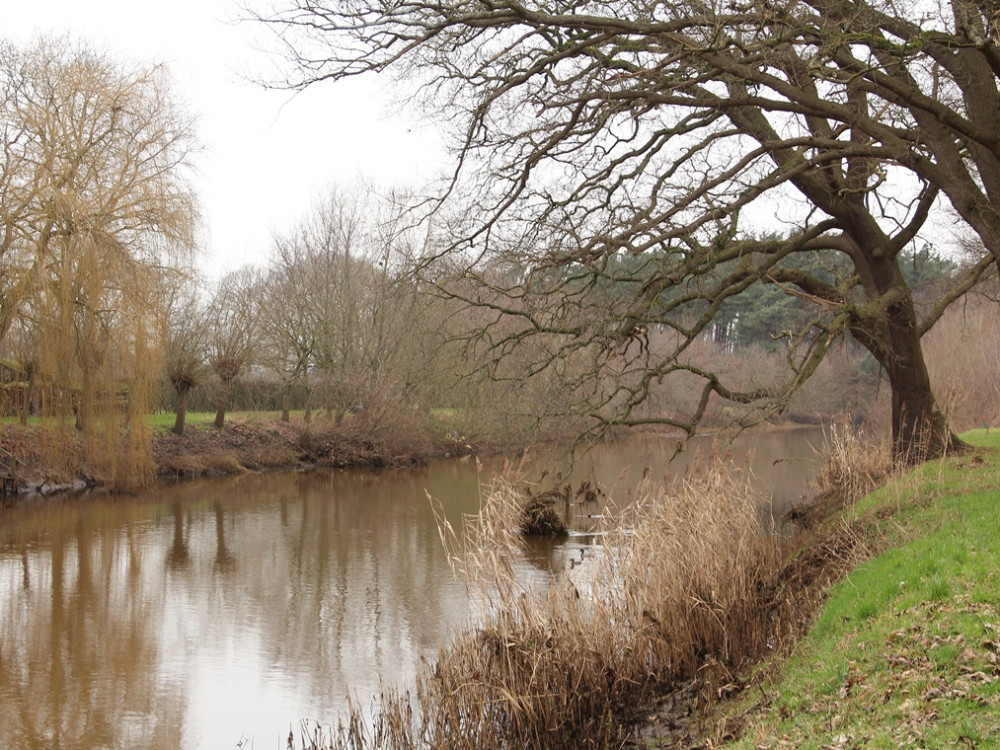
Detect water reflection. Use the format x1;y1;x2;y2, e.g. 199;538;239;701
166;501;189;570
0;427;822;749
0;500;185;749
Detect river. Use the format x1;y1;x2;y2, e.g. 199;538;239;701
0;427;823;749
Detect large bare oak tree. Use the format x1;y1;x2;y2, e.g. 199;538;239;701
254;0;1000;463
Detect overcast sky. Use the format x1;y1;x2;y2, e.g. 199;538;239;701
2;0;446;279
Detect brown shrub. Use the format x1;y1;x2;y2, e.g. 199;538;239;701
519;486;570;536
922;294;1000;432
0;425;89;489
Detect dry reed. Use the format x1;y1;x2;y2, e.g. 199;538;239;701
310;454;784;749
813;420;893;505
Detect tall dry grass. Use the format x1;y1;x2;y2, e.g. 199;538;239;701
306;456;784;749
813;420;893;505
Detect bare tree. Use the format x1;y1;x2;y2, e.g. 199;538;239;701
253;0;1000;463
208;267;261;430
274;187;422;420
303;188;369;420
260;225;325;423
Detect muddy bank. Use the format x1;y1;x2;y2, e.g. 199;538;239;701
0;417;490;496
0;416;828;497
152;418;472;478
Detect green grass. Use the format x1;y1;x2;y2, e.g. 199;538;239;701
146;410;309;431
2;410;309;432
147;411;215;431
1;411;224;431
0;414;57;426
722;429;1000;749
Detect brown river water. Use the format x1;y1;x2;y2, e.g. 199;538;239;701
0;427;823;749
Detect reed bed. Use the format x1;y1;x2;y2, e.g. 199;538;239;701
303;454;788;750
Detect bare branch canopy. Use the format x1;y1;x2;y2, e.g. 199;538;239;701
252;0;1000;462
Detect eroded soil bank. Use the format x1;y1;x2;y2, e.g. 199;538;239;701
0;417;491;495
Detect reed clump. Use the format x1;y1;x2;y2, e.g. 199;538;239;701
314;454;788;749
813;420;893;506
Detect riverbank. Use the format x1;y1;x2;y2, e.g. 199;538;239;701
640;429;1000;748
0;413;495;495
151;415;462;477
7;414;974;747
0;411;826;495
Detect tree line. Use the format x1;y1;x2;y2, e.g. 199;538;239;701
0;31;571;481
161;186;445;435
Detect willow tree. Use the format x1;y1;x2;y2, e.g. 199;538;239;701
0;36;197;487
163;276;209;436
254;0;1000;463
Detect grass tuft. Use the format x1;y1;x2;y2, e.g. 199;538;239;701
814;419;893;505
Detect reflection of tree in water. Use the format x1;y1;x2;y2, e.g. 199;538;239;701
213;501;236;573
0;504;182;749
21;543;29;590
194;467;479;709
166;501;190;570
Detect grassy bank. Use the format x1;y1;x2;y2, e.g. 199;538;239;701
707;429;1000;748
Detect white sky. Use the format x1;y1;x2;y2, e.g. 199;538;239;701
1;0;446;280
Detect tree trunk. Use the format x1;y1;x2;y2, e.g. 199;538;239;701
885;347;963;465
214;379;230;430
844;237;965;465
19;365;35;427
173;386;189;435
881;298;965;465
75;367;92;432
281;388;290;422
